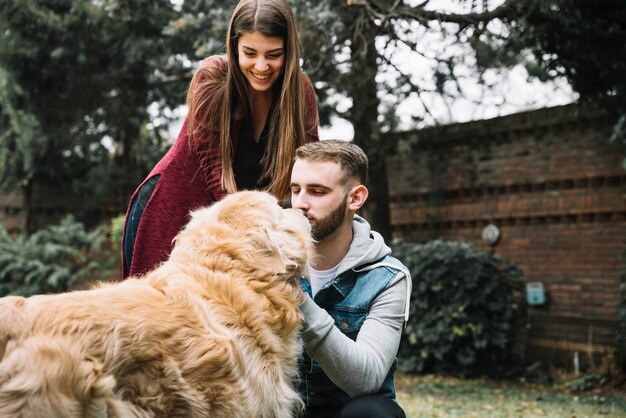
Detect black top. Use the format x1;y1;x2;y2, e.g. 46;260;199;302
233;112;271;191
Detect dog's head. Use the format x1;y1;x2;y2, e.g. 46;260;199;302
170;191;312;280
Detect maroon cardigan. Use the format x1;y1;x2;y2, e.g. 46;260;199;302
122;73;319;278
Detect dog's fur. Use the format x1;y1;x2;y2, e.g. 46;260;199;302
0;191;312;418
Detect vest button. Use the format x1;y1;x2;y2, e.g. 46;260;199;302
341;320;348;331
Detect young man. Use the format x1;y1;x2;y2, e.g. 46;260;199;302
290;140;411;418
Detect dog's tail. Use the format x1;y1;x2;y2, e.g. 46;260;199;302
0;336;148;418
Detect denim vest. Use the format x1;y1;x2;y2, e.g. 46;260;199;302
298;255;406;408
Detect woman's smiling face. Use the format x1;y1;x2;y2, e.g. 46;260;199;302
237;31;285;94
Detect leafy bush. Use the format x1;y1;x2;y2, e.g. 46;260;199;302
110;214;126;254
565;372;611;392
392;239;523;377
0;216;109;296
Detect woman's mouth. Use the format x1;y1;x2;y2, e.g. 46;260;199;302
252;72;272;81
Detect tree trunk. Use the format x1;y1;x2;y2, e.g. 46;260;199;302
21;180;33;235
346;15;392;240
116;119;145;206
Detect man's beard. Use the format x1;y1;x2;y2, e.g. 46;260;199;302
311;196;348;241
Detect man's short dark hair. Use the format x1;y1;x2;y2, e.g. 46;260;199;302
295;140;368;186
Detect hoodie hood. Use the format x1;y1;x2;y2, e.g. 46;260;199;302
333;215;391;278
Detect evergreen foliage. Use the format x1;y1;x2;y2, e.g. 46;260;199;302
110;213;126;254
0;216;109;296
0;67;45;193
393;240;523;377
0;0;195;229
514;0;626;109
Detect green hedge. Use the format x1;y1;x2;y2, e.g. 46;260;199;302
392;239;523;377
0;216;110;296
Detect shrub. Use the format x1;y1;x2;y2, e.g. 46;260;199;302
110;214;126;254
0;216;109;296
392;239;523;377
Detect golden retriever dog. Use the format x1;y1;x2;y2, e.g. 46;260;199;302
0;191;312;418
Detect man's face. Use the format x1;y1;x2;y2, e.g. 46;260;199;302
290;159;350;241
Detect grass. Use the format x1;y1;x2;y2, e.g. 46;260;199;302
395;373;626;417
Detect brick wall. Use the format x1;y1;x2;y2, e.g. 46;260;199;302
386;104;626;368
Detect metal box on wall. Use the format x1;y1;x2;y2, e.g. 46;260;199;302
526;282;546;306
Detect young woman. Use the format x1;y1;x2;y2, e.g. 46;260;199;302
122;0;319;278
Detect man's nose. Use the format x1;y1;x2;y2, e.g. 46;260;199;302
291;194;309;211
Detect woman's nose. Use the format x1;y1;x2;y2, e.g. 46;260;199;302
255;58;269;71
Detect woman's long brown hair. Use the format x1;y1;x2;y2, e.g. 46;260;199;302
186;0;309;199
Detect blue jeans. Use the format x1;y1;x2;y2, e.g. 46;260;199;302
123;175;159;272
303;395;406;418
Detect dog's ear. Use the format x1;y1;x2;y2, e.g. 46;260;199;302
239;227;288;276
261;226;309;277
263;228;292;273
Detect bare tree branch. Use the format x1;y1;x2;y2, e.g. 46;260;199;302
361;0;535;26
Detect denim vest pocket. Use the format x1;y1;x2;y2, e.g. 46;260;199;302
331;308;366;340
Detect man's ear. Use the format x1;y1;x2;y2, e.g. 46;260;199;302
347;185;368;211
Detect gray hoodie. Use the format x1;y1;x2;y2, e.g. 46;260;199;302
299;215;411;398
